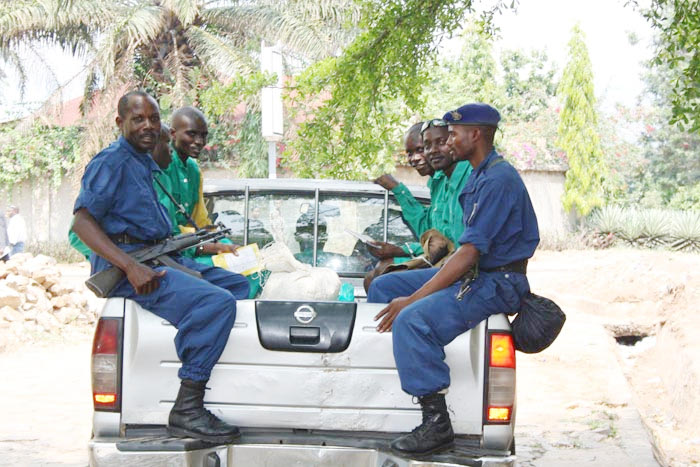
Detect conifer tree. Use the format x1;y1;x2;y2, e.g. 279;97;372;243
557;24;606;216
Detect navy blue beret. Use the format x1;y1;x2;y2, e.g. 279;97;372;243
443;103;501;127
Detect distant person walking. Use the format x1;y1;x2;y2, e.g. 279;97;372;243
6;205;27;257
0;212;10;261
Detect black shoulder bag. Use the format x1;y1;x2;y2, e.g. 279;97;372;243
510;293;566;353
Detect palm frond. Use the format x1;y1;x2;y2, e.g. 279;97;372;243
186;25;256;78
162;0;201;27
93;4;165;84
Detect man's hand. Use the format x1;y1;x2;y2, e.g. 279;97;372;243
125;262;166;295
373;174;399;191
367;241;407;260
200;242;239;256
374;296;412;332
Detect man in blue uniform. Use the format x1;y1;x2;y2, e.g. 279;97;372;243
369;103;539;455
72;91;249;444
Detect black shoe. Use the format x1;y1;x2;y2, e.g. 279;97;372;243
167;379;241;444
391;392;455;456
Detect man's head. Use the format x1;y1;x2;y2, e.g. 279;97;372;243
116;91;161;153
5;205;18;218
171;106;208;159
152;123;172;169
420;119;456;175
443;103;500;161
404;122;433;177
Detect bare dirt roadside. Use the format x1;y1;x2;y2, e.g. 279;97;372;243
0;248;697;466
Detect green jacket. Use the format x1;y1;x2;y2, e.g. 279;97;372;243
391;160;472;257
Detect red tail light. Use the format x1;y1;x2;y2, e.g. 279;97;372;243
92;318;122;411
490;334;515;368
487;332;515;423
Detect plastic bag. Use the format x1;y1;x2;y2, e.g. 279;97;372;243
259;242;341;301
510;293;566;353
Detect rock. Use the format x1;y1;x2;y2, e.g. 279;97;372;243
31;267;59;285
41;274;61;289
50;295;70;309
0;284;22;308
3;273;31;292
0;306;23;322
69;291;88;309
49;282;74;296
0;263;9;280
29;254;57;267
23;307;38;321
7;252;32;264
36;311;60;332
55;307;81;325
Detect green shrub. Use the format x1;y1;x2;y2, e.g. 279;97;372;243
587;205;700;252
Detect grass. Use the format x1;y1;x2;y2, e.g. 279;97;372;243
26;241;86;263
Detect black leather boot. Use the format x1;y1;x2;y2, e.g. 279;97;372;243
167;379;241;444
391;392;455;456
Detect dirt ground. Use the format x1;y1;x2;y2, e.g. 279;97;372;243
0;248;697;466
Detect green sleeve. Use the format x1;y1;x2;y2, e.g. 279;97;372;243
153;173;180;236
400;241;424;257
68;229;91;260
391;183;432;237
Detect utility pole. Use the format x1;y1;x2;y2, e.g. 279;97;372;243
261;42;283;179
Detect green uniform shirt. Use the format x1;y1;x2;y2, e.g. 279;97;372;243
155;148;202;232
391;160;473;256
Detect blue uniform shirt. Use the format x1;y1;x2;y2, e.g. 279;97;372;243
458;150;539;269
74;136;172;273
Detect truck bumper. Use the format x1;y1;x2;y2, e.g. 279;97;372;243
89;428;515;467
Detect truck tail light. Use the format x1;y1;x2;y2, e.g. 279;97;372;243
92;318;122;412
486;332;515;423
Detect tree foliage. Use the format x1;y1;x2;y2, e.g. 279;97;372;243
0;0;359;166
557;24;606;217
635;0;700;131
284;0;516;179
0;123;81;189
419;23;561;171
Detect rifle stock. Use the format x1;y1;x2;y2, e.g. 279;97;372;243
85;228;231;298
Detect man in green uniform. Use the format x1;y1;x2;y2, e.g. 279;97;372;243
365;120;472;288
158;106;262;297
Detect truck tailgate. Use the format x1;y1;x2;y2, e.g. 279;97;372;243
121;299;487;435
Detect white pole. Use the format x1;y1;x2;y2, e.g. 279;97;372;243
261;41;283;179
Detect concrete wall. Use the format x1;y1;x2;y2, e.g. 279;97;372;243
0;177;80;245
0;168;570;245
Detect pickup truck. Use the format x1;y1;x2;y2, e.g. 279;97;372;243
88;178;517;467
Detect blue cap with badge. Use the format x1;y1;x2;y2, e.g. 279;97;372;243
443;103;501;127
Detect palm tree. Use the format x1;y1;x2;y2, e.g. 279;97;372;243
0;0;359;155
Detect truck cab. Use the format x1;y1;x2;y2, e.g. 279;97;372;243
88;179;517;467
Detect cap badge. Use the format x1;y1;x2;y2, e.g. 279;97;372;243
450;111;462;120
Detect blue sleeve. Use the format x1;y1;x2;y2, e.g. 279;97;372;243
73;158;124;221
459;179;517;254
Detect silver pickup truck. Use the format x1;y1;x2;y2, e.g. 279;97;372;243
88;179;517;467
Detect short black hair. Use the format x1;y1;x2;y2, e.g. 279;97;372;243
172;106;207;127
479;126;496;145
117;90;155;118
406;122;424;139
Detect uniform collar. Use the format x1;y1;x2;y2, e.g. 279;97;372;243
473;149;499;177
170;146;191;169
118;136;161;173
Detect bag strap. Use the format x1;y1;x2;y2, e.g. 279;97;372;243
153;175;200;230
485;156;506;171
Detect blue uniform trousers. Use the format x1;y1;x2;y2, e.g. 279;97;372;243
368;268;529;396
112;256;250;382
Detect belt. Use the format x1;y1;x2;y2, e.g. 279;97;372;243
108;233;163;246
481;259;528;275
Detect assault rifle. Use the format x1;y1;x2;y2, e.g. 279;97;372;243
85;226;231;298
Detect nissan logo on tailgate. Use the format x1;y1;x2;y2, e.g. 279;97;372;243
294;305;317;324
